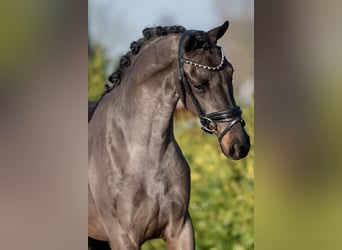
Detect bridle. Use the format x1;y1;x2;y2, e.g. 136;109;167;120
178;31;245;143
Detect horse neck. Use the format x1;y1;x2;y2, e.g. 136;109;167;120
101;34;181;151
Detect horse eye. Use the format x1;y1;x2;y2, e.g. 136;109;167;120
193;83;205;92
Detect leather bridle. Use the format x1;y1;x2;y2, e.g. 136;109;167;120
178;31;245;143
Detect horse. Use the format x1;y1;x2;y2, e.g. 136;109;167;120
88;21;250;250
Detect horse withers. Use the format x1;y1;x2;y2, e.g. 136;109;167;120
88;21;250;250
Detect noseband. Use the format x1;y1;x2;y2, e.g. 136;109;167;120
178;31;245;143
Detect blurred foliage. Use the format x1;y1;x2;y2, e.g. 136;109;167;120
88;44;107;101
88;43;254;249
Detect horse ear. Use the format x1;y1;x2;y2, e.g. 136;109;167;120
207;21;229;43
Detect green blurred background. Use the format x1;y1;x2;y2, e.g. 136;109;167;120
88;41;254;249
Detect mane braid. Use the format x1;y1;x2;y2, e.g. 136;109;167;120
105;25;186;92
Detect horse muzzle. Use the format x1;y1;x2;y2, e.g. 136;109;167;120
198;106;250;159
217;122;250;160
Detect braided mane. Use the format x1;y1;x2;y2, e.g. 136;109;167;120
105;25;186;92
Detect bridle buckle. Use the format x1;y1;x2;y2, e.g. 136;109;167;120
200;116;217;134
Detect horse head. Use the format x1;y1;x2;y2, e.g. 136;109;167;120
177;21;250;159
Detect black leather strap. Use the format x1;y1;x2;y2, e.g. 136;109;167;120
178;30;205;117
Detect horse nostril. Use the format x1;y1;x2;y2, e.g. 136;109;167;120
229;143;250;159
229;144;239;157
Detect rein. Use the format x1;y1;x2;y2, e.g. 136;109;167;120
177;31;245;142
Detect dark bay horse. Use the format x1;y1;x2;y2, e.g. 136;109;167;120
88;21;250;250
